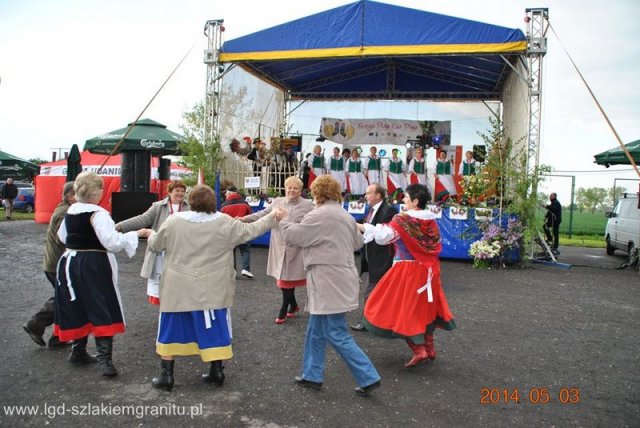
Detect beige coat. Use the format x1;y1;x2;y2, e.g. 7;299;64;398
244;197;313;280
281;201;364;315
148;212;276;312
116;197;189;278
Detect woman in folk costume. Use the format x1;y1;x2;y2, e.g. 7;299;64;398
345;149;367;196
242;176;314;324
408;147;428;185
385;148;407;195
360;184;455;368
141;185;283;391
307;145;326;188
55;172;142;377
364;146;383;186
116;180;188;305
458;150;476;176
326;146;347;191
433;150;457;202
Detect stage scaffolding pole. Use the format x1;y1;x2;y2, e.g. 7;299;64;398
204;19;225;149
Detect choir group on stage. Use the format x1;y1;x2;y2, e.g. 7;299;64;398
24;157;458;397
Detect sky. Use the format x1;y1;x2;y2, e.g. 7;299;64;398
1;0;639;203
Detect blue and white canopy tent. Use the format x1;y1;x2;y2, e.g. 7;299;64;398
218;0;527;101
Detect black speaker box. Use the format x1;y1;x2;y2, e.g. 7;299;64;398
473;145;486;163
158;158;171;180
133;151;151;191
112;192;157;223
120;152;136;192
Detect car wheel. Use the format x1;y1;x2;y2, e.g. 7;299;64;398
25;203;34;213
605;235;615;255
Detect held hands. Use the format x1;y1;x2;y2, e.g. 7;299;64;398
137;228;152;239
273;207;287;221
357;223;366;233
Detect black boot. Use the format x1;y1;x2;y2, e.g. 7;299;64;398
95;337;118;377
202;360;225;386
152;359;175;391
68;337;97;365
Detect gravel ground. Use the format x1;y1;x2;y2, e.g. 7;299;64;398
0;220;638;427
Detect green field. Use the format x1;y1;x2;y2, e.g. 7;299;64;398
537;209;607;237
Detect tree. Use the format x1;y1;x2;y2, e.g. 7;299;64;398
28;158;47;165
606;186;627;209
576;187;607;213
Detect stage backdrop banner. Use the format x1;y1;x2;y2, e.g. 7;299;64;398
320;118;451;147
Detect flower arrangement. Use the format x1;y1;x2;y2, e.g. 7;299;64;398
459;173;489;206
469;217;524;268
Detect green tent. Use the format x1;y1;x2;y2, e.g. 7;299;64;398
0;150;40;181
594;139;640;167
84;118;185;156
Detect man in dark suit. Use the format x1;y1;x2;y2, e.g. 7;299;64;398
352;183;397;331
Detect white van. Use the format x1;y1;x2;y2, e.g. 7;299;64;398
605;194;640;255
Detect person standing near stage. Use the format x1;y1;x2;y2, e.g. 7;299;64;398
326;147;347;191
458;150;476;176
544;192;562;254
364;146;383;186
242;176;314;324
116;180;188;305
55;172;142;377
385;148;407;196
1;177;18;220
23;181;76;349
281;175;381;397
220;185;254;278
359;183;456;368
351;183;396;332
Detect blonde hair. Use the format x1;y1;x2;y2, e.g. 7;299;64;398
284;176;303;189
311;175;342;205
73;172;103;203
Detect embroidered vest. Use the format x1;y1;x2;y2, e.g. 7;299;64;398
462;162;476;175
312;155;324;169
436;161;451;175
413;159;425;174
389;160;403;174
330;157;344;171
348;160;362;173
367;157;381;171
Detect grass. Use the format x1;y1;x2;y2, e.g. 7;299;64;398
0;209;35;221
537;208;607;236
559;234;605;248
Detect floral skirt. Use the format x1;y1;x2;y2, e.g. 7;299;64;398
363;260;455;344
156;309;233;362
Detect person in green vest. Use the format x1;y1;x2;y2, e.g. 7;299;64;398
326;147;347;192
364;146;382;186
385;148;407;196
458;150;476;176
308;145;326;187
346;149;367;196
434;150;457;199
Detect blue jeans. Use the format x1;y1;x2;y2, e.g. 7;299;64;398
233;243;251;272
301;313;380;387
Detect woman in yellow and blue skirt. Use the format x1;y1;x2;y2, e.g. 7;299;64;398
141;185;283;391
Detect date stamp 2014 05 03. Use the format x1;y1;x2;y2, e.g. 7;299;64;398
480;387;581;405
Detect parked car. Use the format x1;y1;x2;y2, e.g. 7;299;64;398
605;193;640;255
1;187;35;213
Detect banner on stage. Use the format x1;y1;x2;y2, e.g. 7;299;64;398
319;117;451;147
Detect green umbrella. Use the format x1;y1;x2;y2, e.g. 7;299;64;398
594;139;640;167
84;118;185;155
66;144;82;182
0;150;40;181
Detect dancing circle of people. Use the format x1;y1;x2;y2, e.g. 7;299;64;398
24;170;456;397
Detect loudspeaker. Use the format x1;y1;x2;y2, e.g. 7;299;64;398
473;145;486;163
133;151;151;192
111;192;157;223
158;158;171;180
120;152;136;191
